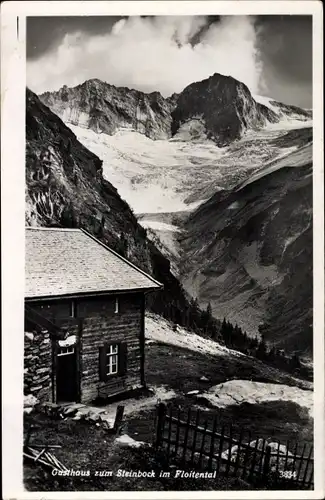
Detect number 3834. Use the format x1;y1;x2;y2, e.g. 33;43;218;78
279;470;297;479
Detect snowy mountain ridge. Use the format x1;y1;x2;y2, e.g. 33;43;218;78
39;73;312;217
39;73;311;147
36;73;313;355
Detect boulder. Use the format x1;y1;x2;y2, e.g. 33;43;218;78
221;444;239;462
220;438;294;476
24;394;39;408
62;406;78;417
115;433;147;448
249;438;266;451
85;412;102;423
266;441;294;472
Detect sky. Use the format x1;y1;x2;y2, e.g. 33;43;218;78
26;15;312;108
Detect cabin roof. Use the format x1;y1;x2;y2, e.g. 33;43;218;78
25;227;162;299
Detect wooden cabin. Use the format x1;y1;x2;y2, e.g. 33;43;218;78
24;227;162;404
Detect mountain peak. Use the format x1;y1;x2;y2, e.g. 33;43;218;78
182;72;249;94
39;71;310;147
205;71;243;85
40;78;175;139
171;72;278;146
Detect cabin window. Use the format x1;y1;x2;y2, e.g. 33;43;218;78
115;297;119;314
99;342;128;381
106;344;119;375
58;345;75;356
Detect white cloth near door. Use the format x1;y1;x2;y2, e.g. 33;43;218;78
58;335;77;347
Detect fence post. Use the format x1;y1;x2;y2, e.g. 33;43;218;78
182;408;192;464
301;445;313;487
113;405;125;435
155;402;167;450
262;444;271;483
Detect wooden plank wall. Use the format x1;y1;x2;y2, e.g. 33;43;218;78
28;292;145;403
79;293;143;402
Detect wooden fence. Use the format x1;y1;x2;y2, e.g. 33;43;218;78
154;403;314;489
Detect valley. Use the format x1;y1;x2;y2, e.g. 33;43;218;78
21;14;318;495
64;119;313;355
56;114;311;217
180;141;312;353
36;73;313;357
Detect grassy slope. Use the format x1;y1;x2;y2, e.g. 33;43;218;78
126;341;312;445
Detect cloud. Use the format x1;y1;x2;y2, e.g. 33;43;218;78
27;15;265;96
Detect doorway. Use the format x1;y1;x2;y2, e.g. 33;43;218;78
56;345;78;402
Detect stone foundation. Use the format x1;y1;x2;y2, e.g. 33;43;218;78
24;329;52;402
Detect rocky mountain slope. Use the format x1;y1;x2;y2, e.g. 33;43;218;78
170;73;280;146
36;74;313;357
40;79;176;140
179;136;313;355
39;73;311;149
39;77;312;218
25;88;194;320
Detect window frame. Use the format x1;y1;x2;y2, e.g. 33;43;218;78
99;342;127;382
106;343;119;376
57;345;75;357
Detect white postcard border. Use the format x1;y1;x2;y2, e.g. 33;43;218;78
1;2;324;499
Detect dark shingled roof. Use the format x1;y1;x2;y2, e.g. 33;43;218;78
25;227;162;299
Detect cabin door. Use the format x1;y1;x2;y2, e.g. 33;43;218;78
56;345;78;402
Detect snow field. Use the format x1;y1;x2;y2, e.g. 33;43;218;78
198;380;313;417
139;220;181;232
145;313;244;358
69;118;310;215
145;314;313;416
